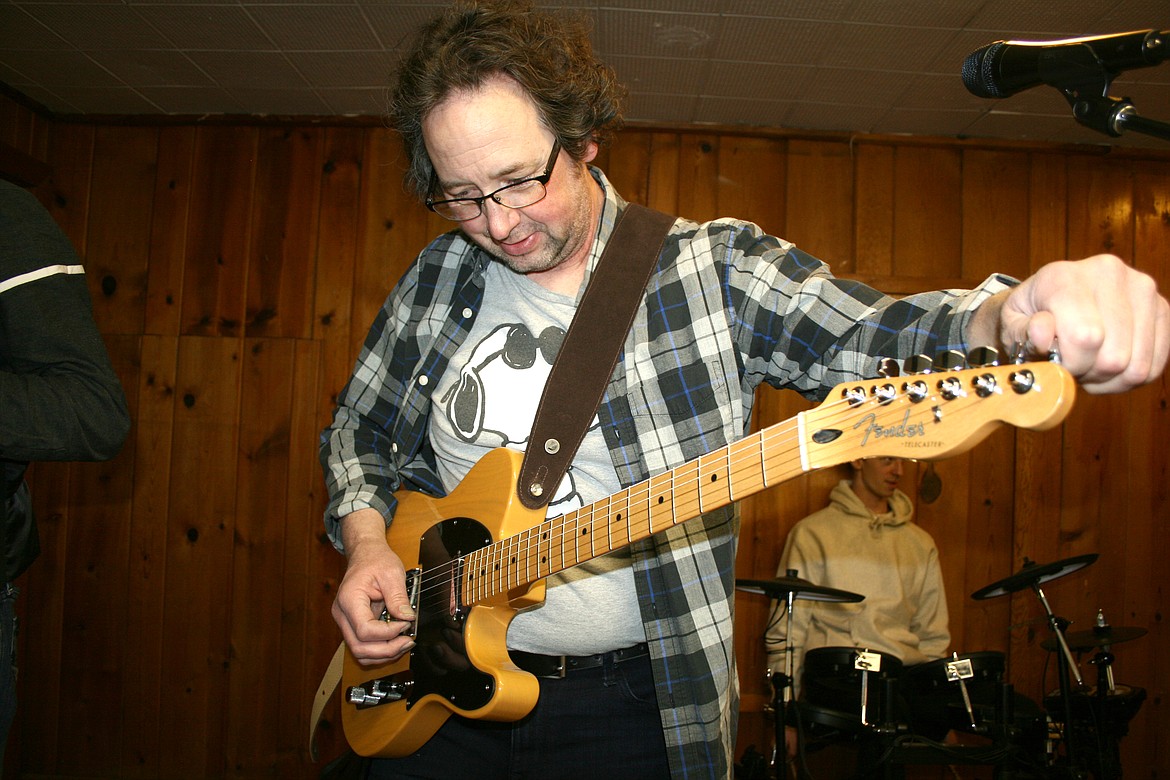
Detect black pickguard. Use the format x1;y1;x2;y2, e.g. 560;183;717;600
407;516;495;711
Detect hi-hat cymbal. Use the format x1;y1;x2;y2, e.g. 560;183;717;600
736;576;864;603
1041;626;1148;653
971;553;1099;600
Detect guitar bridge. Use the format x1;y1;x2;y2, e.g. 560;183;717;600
379;567;422;639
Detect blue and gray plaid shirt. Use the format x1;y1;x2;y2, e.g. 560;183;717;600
320;169;1013;778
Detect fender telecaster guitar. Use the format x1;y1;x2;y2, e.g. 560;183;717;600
339;360;1076;757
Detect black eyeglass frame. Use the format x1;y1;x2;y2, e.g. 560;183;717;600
425;140;561;221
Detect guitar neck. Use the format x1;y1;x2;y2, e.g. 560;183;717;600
461;418;805;605
459;360;1076;607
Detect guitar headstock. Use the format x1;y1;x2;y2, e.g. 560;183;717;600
803;354;1076;468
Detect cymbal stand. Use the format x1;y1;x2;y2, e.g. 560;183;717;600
1033;581;1087;777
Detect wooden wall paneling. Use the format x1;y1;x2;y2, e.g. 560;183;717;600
145;126;196;337
675;134;719;223
120;334;179;777
85;125;159;336
891;145;962;279
783;139;854;271
914;448;974;654
53;334;139;773
600;130;651;207
35;123;95;253
246;128;324;340
1026;153;1069;274
0;95;33;149
1063;156;1135;620
1008;151;1070;698
158;335;242;775
645;131;681;216
226;337;297;773
303;134;367;763
853;143;895;275
1117;161;1170;773
13;461;71;771
715;135;786;236
960;427;1016;656
284;339;346;771
959;148;1031;284
349;129;417;361
180;126;257;337
312;127;363;353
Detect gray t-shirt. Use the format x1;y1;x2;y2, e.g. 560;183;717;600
428;260;645;655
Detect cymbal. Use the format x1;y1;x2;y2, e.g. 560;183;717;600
735;576;864;603
971;553;1099;600
1041;626;1148;653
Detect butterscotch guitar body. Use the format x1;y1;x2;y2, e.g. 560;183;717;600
342;448;546;758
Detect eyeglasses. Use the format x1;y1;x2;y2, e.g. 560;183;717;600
425;141;560;222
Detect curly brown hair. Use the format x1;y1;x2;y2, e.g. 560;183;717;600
389;0;627;200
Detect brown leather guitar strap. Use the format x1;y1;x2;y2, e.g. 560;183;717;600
517;203;676;510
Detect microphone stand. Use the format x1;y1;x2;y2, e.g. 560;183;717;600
1054;69;1170;141
1071;94;1170;141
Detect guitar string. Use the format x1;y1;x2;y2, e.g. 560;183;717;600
406;367;1030;610
409;378;947;609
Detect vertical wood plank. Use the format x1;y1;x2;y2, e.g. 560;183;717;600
34;123;94;249
86;125;159;335
145;126;196;336
716;136;786;236
853;143;895;275
599;131;651;207
784;139;853;270
246;128;324;339
646;132;681;216
180;126;256;337
225;337;296;773
55;334;138;773
158;335;241;776
120;334;179;777
280;339;334;770
891;146;962;278
675;133;719;223
960;149;1030;283
351;129;420;360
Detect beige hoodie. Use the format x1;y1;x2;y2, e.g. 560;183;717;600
765;480;950;696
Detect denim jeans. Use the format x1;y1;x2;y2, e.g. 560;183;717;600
367;651;670;779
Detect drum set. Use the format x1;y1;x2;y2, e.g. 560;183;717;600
738;553;1147;779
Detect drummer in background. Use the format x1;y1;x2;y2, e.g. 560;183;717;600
765;456;950;754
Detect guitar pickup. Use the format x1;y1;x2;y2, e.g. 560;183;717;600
346;673;412;709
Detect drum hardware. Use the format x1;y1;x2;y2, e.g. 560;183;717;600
737;571;865;774
944;652;979;730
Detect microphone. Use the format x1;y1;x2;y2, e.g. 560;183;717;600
962;29;1169;99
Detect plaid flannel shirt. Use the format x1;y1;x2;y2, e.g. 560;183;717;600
320;169;1014;778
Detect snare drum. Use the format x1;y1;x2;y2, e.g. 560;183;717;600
800;647;904;733
902;651;1005;737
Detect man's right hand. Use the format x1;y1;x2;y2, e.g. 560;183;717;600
332;507;416;666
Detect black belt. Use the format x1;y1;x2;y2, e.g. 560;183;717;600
511;642;651;679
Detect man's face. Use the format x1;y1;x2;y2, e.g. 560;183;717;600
853;457;904;502
421;74;601;281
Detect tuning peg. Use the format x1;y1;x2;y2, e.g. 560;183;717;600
877;358;900;378
967;346;1000;367
934;350;966;371
903;354;933;375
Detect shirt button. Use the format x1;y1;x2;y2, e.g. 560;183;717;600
418;375;429;386
391;443;399;453
462;307;473;319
